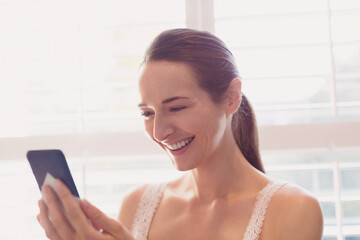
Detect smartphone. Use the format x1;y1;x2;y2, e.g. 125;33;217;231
27;149;92;227
27;149;79;198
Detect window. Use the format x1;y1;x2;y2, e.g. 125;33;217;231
213;0;360;238
0;0;186;238
0;0;359;239
214;0;360;125
0;0;186;137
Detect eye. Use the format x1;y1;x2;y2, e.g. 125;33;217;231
140;111;154;117
170;106;186;112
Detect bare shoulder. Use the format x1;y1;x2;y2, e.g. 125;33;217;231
117;184;149;231
263;183;324;240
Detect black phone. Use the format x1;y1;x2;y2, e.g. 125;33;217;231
27;149;79;198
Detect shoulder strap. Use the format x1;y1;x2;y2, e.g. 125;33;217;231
131;182;167;240
242;182;287;240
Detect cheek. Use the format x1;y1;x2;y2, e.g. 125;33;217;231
212;116;227;142
199;112;227;147
175;114;201;134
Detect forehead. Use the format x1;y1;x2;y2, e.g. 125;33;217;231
138;61;201;102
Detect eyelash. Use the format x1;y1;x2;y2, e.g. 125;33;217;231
140;106;187;118
141;111;154;117
170;106;186;112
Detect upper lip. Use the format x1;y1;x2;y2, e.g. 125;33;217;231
161;136;194;148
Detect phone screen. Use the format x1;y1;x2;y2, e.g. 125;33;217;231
27;149;79;198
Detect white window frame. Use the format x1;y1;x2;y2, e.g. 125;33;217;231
0;1;359;239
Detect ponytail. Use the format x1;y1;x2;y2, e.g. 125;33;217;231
232;94;265;173
144;28;265;173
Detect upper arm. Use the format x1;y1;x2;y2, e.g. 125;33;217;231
117;184;149;231
264;184;324;240
281;192;324;240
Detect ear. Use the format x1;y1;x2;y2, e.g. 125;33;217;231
225;78;242;116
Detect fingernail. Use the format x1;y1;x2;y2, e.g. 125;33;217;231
82;199;90;209
42;185;49;194
54;179;63;191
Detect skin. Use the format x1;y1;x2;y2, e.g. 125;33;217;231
118;61;324;239
38;60;323;239
38;180;134;240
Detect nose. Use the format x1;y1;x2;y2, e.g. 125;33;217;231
153;114;174;142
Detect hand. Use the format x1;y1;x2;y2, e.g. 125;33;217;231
37;180;134;240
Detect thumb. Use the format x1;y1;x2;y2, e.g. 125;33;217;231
80;199;132;238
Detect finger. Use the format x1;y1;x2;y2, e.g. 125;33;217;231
80;199;133;239
54;180;93;237
42;185;75;239
37;199;63;240
79;200;103;232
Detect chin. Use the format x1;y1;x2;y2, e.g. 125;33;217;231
170;157;199;172
174;165;193;172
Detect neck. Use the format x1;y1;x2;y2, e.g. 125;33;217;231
186;127;263;203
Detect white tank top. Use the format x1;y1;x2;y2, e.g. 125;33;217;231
131;181;286;240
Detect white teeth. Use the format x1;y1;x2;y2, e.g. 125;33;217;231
166;137;194;151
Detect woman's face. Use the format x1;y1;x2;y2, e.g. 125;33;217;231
138;61;228;171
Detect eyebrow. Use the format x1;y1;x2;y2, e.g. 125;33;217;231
138;96;189;107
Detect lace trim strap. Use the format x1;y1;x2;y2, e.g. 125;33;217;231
242;182;287;240
131;182;167;240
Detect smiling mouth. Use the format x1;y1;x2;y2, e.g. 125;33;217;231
165;137;195;151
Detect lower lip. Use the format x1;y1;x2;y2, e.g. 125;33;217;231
168;139;194;156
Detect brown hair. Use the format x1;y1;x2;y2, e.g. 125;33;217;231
143;28;265;173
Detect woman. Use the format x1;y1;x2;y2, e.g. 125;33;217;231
38;28;323;240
